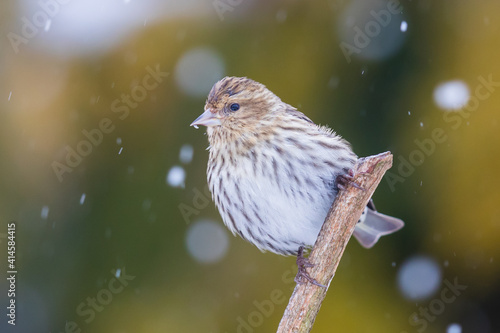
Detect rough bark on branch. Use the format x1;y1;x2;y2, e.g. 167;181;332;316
276;152;393;333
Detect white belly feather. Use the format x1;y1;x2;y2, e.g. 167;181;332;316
208;133;356;255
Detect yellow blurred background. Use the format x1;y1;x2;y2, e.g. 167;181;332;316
1;0;499;332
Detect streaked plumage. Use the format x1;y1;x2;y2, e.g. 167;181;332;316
191;77;403;256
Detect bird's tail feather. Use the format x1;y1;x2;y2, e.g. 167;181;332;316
353;209;404;248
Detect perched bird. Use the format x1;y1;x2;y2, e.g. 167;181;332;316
191;77;403;283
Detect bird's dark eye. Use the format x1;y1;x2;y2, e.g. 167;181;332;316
230;103;240;112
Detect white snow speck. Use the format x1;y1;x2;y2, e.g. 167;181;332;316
397;256;442;300
8;91;12;101
400;21;408;32
45;19;52;32
118;147;123;154
179;144;194;164
420;122;424;127
408;111;411;115
116;137;122;145
167;166;186;188
447;323;462;333
41;206;50;220
115;268;121;278
80;193;86;205
193;125;199;129
434;80;470;111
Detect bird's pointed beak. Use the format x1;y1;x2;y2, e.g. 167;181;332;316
190;109;222;129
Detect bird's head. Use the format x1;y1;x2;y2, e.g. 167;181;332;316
190;77;283;143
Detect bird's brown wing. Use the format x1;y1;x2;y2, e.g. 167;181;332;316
285;106;314;124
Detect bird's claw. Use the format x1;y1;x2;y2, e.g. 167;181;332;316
294;246;327;288
336;169;365;191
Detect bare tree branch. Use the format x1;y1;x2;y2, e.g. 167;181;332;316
276;152;394;333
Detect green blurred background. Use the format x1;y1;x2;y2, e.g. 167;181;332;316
1;0;499;332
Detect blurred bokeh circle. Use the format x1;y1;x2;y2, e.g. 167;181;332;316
337;0;407;62
397;255;442;300
186;219;229;264
174;47;225;97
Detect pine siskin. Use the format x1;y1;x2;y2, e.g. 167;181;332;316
191;77;404;258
